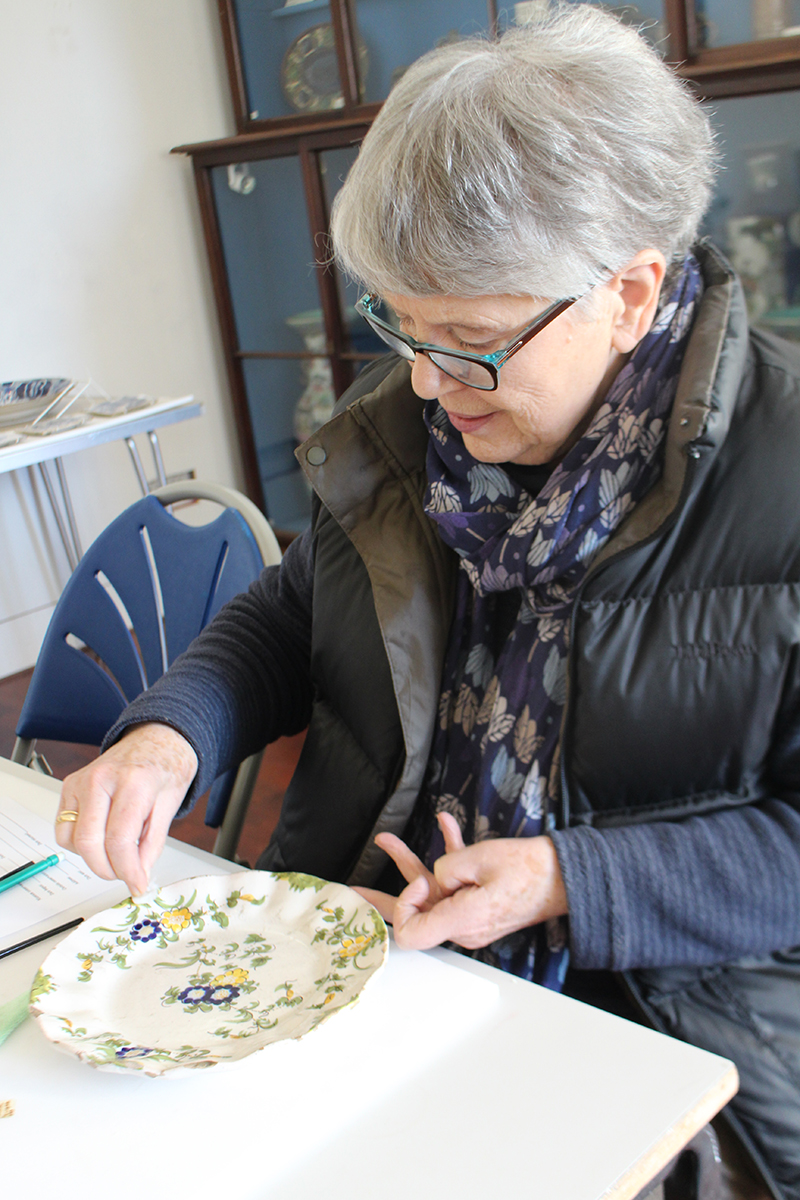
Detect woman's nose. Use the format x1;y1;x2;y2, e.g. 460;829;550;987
410;352;452;400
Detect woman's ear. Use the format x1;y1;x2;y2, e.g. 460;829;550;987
608;250;667;354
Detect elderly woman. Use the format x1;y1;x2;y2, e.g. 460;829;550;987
59;7;800;1197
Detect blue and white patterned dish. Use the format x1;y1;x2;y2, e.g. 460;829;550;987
30;870;388;1078
0;378;71;405
0;377;72;427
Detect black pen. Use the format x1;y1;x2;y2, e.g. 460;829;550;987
0;861;34;885
0;916;84;961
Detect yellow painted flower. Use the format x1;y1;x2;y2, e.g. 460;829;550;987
324;993;334;1004
239;893;255;902
160;908;192;932
338;935;368;958
212;967;249;986
82;958;93;971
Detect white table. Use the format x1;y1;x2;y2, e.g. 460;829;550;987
0;759;738;1200
0;395;202;569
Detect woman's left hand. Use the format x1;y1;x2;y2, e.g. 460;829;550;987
354;813;568;951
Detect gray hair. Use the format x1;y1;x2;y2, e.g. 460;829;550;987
330;3;716;301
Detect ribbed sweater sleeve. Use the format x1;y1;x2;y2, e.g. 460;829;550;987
101;527;315;810
550;798;800;970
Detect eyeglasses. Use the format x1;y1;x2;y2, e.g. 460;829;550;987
355;291;578;391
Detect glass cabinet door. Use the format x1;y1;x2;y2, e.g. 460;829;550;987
696;1;800;49
233;0;350;122
212;155;326;530
349;0;494;104
212;156;320;352
702;89;800;338
502;1;665;47
319;145;386;360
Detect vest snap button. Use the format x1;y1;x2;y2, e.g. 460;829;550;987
306;445;327;466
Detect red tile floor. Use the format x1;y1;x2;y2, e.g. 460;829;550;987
0;668;304;866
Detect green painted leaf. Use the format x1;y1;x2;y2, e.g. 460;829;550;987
273;871;327;893
29;970;54;1003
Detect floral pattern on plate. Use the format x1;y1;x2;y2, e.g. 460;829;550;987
29;870;388;1077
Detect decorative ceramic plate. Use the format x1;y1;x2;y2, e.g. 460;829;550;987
281;23;368;113
0;377;71;427
19;413;88;436
30;871;388;1077
88;395;154;418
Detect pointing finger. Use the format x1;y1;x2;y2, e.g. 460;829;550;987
374;832;432;886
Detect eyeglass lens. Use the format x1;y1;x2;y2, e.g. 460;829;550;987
427;351;495;389
363;317;496;390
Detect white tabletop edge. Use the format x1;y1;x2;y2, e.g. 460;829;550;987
0;396;201;473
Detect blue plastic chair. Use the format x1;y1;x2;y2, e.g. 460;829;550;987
12;481;281;860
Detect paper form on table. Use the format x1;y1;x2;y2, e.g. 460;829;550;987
0;794;120;941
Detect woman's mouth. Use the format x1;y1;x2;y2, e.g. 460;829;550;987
445;411;496;435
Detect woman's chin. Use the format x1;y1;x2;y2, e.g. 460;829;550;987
461;434;510;463
461;428;543;465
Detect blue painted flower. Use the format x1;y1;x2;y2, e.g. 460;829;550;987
205;985;240;1005
178;985;209;1005
130;918;162;942
115;1045;153;1058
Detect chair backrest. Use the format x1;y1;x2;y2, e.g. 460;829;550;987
16;484;280;745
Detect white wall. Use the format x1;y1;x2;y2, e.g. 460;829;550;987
0;0;241;676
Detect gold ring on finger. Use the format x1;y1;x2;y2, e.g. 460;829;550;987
56;810;80;824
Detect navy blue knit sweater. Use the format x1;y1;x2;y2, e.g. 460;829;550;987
105;527;800;974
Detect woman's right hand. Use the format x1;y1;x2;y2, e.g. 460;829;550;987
55;723;198;897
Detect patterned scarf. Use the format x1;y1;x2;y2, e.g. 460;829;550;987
412;256;703;988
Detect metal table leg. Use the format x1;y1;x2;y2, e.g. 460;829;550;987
126;436;150;495
54;457;83;561
148;431;167;487
37;461;79;572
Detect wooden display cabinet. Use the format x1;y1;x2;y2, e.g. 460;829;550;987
174;1;800;530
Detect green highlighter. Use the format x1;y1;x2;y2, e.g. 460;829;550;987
0;853;63;895
0;992;29;1047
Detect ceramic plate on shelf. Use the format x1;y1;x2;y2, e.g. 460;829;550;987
281;23;368;112
0;377;72;428
30;870;388;1077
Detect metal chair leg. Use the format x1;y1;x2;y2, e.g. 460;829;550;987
10;736;52;775
213;751;264;862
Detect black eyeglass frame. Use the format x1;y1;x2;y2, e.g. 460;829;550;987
355;292;579;391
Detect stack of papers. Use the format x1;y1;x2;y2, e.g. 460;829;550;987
0;795;119;947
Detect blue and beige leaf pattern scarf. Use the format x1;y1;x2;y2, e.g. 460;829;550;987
413;256;703;988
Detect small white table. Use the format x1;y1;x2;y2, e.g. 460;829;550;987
0;758;738;1200
0;395;202;570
